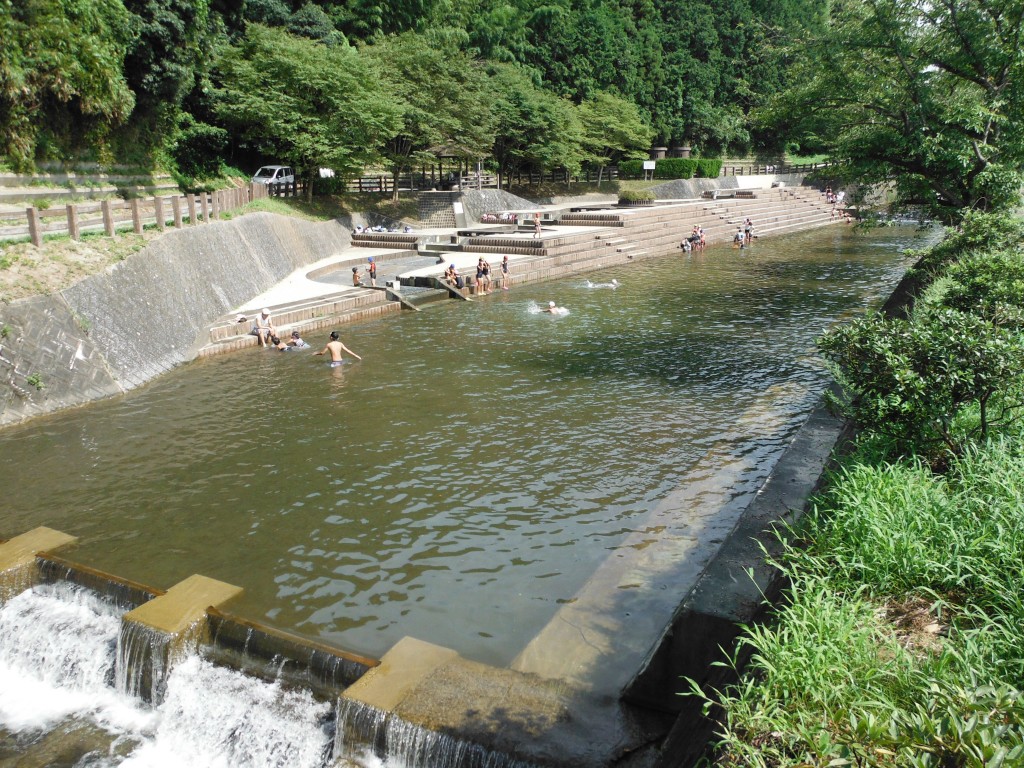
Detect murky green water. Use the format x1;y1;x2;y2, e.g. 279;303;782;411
0;225;928;665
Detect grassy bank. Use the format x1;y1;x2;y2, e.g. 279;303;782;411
698;213;1024;766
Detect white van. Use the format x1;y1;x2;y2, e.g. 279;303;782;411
252;165;295;185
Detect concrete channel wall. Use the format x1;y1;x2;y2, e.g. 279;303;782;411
0;213;352;427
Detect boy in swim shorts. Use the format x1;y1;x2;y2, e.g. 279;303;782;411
314;331;362;366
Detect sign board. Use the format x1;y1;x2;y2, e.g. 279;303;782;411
642;161;656;170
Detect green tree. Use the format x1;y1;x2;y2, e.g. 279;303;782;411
577;91;653;182
0;0;137;169
288;3;345;44
488;63;584;186
364;31;496;200
819;309;1024;457
762;0;1024;216
121;0;222;146
214;24;401;202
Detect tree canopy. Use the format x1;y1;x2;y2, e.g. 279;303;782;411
5;0;1021;217
762;0;1024;216
363;31;496;197
0;0;137;170
214;24;401;200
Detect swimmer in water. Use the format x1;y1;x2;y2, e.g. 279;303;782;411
314;330;362;367
543;300;566;314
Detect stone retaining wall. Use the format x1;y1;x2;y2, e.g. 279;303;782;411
0;213;352;427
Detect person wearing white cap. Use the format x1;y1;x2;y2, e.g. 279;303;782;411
543;300;566;314
251;308;276;347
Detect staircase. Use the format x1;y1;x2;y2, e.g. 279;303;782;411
417;192;458;227
403;188;841;293
198;287;398;356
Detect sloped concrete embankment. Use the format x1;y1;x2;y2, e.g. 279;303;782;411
649;172;808;199
0;213;351;427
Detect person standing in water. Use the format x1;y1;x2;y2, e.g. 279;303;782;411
315;331;362;367
500;255;510;290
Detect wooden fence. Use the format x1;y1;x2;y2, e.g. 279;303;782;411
512;162;830;185
1;182;293;247
719;162;829;177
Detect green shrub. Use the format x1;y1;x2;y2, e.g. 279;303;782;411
909;210;1024;278
939;249;1024;327
617;159;643;178
695;158;722;178
653;158;697;179
618;188;654;203
617;158;714;179
169;116;227;178
819;309;1024;457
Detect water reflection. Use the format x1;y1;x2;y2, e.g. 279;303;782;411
0;226;927;665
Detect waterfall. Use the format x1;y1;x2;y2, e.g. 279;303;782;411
0;584;336;767
206;609;374;701
0;583;149;734
119;655;334;768
116;620;173;703
335;699;537;768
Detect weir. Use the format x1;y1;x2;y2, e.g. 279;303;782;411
0;554;368;766
0;526;78;602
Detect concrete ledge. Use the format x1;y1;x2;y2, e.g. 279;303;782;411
344;636;458;712
123;573;242;635
0;526;78;601
339;636;665;767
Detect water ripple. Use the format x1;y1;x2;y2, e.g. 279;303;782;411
0;225;927;665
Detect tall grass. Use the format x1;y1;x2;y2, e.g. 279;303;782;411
701;432;1024;766
698;214;1024;766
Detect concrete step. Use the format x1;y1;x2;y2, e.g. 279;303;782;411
208;289;385;344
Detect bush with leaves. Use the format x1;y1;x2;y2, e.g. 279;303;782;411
907;210;1024;279
819;308;1024;458
939;250;1024;329
618;188;654;204
695;158;722;178
168;114;227;178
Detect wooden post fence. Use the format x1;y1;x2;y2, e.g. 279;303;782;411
66;204;79;240
101;200;114;236
27;207;41;247
130;198;142;234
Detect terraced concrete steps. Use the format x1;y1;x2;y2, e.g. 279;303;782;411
200;287;394;356
417;192;458;227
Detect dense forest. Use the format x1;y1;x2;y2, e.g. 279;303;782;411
0;0;825;178
2;0;1022;214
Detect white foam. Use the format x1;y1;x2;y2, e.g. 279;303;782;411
121;655;332;768
0;584;151;733
0;585;332;768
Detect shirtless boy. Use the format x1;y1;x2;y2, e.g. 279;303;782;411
314;331;362;367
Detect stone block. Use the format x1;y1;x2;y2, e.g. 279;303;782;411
123;573;242;635
0;526;78;601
